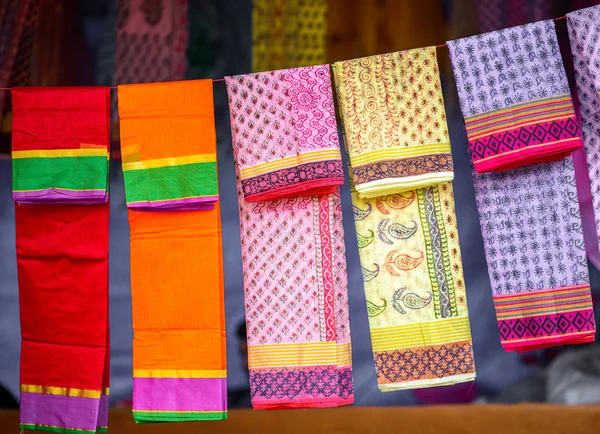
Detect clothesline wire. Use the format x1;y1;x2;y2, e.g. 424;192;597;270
0;15;568;91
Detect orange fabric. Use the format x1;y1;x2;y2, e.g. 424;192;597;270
118;79;216;160
128;206;226;372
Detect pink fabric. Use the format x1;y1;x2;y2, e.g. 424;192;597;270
225;65;344;202
226;67;353;409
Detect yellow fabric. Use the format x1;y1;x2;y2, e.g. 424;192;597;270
333;47;454;197
252;0;327;72
248;342;352;368
349;176;475;390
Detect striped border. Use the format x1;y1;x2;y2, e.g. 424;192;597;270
133;369;227;378
132;411;228;422
370;316;472;352
350;143;451;167
493;284;592;320
20;424;101;434
122;153;216;171
12;148;107;159
239;148;341;179
464;95;575;140
248;342;352;368
20;385;108;399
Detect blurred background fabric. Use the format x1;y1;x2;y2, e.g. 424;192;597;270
1;0;600;408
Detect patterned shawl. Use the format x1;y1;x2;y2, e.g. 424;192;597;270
448;20;582;173
118;80;219;211
226;65;344;203
226;77;353;410
567;6;600;257
332;47;454;198
11;87;110;204
119;80;227;422
350;179;475;390
473;157;595;351
17;202;109;433
252;0;327;72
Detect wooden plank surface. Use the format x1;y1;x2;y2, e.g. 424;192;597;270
2;405;600;433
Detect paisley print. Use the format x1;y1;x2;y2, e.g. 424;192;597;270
377;219;418;244
353;203;372;221
361;264;380;282
366;299;387;317
391;288;432;314
384;250;424;275
356;230;375;249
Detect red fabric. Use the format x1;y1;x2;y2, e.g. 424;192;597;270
16;202;109;391
11;87;110;151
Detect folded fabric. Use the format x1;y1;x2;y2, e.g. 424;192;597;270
16;203;110;433
567;6;600;253
235;190;353;409
118;80;219;211
121;79;227;422
448;20;582;173
225;64;344;202
128;208;227;422
332;47;454;198
11;87;110;204
350;177;475;390
473;157;595;352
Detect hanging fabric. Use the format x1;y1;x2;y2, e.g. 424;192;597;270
119;80;227;422
567;5;600;258
333;47;475;391
120;80;219;211
332;47;454;198
226;66;353;409
16;203;110;433
447;20;582;173
227;65;343;202
472;157;595;351
11;87;110;204
252;0;327;72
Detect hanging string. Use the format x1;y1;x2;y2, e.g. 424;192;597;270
0;15;569;91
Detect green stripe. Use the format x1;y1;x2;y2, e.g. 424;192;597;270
12;156;108;192
20;424;97;434
95;428;107;433
123;162;219;204
133;411;227;423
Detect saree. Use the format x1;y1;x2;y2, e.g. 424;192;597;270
11;87;110;204
226;74;354;410
473;157;595;352
332;47;454;199
334;46;475;390
226;65;343;202
16;202;109;433
118;80;218;211
447;20;582;173
252;0;327;72
567;6;600;254
119;81;227;422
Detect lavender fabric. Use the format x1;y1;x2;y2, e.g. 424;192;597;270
447;19;570;118
20;392;100;431
567;6;600;255
473;157;589;295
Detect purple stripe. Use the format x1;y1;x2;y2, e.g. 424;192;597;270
97;395;108;428
20;392;99;431
127;196;218;211
14;189;108;204
133;377;227;412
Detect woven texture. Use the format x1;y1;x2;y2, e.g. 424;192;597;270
226;75;353;409
567;6;600;260
333;47;454;198
11;87;110;204
16;202;109;433
448;20;582;172
473;157;595;351
118;80;219;211
225;65;343;202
